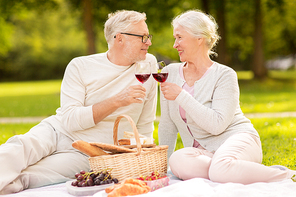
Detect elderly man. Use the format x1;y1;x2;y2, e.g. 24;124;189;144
0;10;157;194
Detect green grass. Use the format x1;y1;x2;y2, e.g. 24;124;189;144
155;117;296;169
0;71;296;117
0;70;296;168
251;117;296;170
0;123;37;144
1;118;295;169
236;70;296;113
0;80;61;117
239;78;296;113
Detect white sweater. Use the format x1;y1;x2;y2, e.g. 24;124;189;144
158;62;259;158
43;52;158;144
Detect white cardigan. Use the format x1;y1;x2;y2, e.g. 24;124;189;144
158;62;259;158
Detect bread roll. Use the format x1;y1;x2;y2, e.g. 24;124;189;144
72;140;109;157
118;139;130;145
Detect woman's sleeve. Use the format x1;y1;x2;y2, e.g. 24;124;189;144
158;85;179;159
175;69;239;135
59;58;95;132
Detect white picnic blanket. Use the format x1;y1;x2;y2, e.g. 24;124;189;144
3;172;296;197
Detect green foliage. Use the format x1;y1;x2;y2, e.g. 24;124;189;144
0;17;13;56
225;0;255;69
1;0;296;81
0;0;86;81
264;0;296;58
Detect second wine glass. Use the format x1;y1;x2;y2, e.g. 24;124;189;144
152;61;168;83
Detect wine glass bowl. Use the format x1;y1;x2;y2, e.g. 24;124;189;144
152;61;168;83
134;61;151;84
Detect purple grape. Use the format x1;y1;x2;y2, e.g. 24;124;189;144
77;181;83;187
87;179;94;186
71;180;78;186
80;170;86;174
77;175;84;181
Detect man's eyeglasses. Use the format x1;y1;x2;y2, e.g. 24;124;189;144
114;33;152;43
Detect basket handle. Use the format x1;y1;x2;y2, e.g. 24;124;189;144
113;115;142;155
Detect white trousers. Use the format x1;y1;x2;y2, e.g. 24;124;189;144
169;133;295;184
0;121;90;194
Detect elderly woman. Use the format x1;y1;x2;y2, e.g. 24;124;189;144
158;10;296;184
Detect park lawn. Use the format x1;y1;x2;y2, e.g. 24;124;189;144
239;78;296;113
0;71;296;117
0;123;37;144
0;80;61;117
1;117;296;170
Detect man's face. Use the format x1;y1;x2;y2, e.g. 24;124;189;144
122;20;152;63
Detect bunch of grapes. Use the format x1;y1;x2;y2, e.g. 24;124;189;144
137;171;163;181
71;169;119;187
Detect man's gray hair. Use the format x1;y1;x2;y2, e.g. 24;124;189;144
104;10;147;48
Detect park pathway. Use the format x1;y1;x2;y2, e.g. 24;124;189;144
1;112;296;123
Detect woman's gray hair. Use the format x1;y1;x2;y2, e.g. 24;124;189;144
172;10;220;56
104;10;147;48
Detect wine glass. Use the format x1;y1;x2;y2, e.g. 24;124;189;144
134;61;151;84
152;61;168;83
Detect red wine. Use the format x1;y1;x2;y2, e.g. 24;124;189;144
152;73;168;82
135;74;151;83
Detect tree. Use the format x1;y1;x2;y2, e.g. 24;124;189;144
82;0;96;54
201;0;210;14
67;0;181;54
252;0;267;79
213;0;228;65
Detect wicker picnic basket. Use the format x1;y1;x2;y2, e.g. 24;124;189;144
88;114;168;182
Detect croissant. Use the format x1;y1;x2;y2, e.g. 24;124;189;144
123;178;148;187
105;184;120;193
105;178;150;197
107;183;150;197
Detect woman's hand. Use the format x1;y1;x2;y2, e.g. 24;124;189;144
160;82;182;100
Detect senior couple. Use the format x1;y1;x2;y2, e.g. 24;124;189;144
0;9;295;194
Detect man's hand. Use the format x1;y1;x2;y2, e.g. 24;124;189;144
160;82;182;100
92;85;146;124
116;85;147;106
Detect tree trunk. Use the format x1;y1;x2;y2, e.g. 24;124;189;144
82;0;96;54
201;0;210;14
252;0;267;79
214;0;228;65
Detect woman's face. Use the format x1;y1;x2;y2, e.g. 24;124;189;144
173;25;201;62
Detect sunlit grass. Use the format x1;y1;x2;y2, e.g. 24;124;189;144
0;80;61;97
0;94;60;117
250;117;296;169
239;77;296;113
0;123;37;144
2;118;295;169
0;80;61;117
153;117;296;169
0;70;296;117
236;70;254;80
